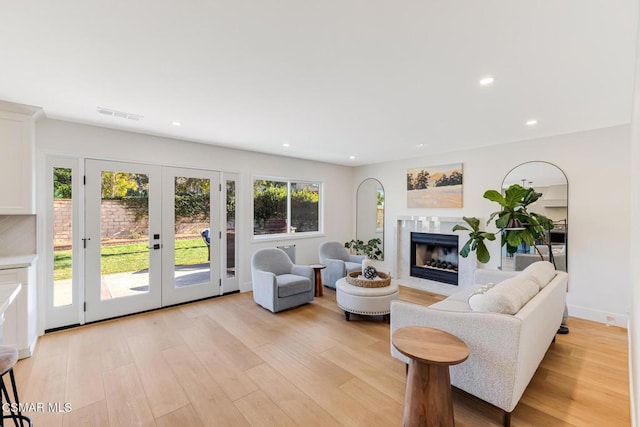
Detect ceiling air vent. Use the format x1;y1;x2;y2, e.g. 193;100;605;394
96;107;143;121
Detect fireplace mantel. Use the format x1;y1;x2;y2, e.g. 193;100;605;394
395;216;476;295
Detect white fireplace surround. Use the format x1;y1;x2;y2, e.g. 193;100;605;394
395;216;476;296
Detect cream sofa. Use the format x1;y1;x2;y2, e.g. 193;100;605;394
390;262;568;426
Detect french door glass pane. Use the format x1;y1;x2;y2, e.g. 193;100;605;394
53;167;72;307
100;171;150;300
174;177;210;287
226;180;236;278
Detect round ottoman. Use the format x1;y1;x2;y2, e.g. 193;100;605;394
336;277;400;322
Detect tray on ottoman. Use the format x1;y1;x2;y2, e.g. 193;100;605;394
346;271;391;288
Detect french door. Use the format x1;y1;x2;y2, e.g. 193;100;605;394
46;157;238;327
85;160;164;322
161;167;220;306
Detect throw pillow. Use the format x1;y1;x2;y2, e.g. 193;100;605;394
467;283;494;308
521;260;556;289
468;291;515;314
469;276;539;315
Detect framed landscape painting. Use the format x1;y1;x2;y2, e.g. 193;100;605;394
407;163;463;208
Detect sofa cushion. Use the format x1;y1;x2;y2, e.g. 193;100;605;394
468;275;539;314
276;274;312;298
430;284;491;312
446;284;485;302
430;298;474;312
521;261;556;289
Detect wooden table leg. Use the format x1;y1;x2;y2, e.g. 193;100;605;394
313;268;323;297
403;359;454;427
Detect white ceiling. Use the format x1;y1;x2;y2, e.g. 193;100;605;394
1;1;638;166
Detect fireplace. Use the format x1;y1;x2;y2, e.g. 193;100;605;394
410;232;459;286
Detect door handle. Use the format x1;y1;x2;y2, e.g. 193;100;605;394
149;243;161;250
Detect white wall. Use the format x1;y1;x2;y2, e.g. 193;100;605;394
35;118;355;292
355;125;631;326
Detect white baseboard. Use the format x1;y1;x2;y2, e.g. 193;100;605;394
18;336;38;359
241;281;253;293
567;304;629;328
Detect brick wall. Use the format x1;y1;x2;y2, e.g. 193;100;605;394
53;200;72;246
100;200;149;240
53;199;210;246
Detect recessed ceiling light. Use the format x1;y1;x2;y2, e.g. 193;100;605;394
349;155;356;160
526;119;538;126
171;121;182;127
282;143;290;148
416;143;427;148
479;76;495;86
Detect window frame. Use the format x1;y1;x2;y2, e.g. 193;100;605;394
252;175;324;240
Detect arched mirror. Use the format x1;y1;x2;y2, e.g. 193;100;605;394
356;178;385;260
501;161;568;272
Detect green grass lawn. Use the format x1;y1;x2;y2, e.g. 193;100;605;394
54;238;208;281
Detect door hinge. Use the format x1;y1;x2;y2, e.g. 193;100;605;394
219;278;222;287
219;231;222;239
219;183;222;192
83;175;86;185
83;302;86;312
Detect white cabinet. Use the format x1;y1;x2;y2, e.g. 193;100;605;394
0;101;40;214
0;266;37;358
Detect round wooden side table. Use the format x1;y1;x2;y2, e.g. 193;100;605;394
392;326;469;427
309;264;326;297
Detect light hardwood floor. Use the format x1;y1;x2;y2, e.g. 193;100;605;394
13;286;630;426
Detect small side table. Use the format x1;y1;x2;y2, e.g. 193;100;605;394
392;326;469;427
309;264;326;297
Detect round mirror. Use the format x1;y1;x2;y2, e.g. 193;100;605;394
501;161;568;271
356;178;384;260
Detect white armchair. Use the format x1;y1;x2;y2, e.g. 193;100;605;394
318;241;365;289
251;248;314;313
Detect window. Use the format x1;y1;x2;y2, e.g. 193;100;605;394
253;178;321;236
53;167;73;307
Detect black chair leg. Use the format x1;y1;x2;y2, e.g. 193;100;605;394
9;370;27;427
0;369;32;427
0;373;18;427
